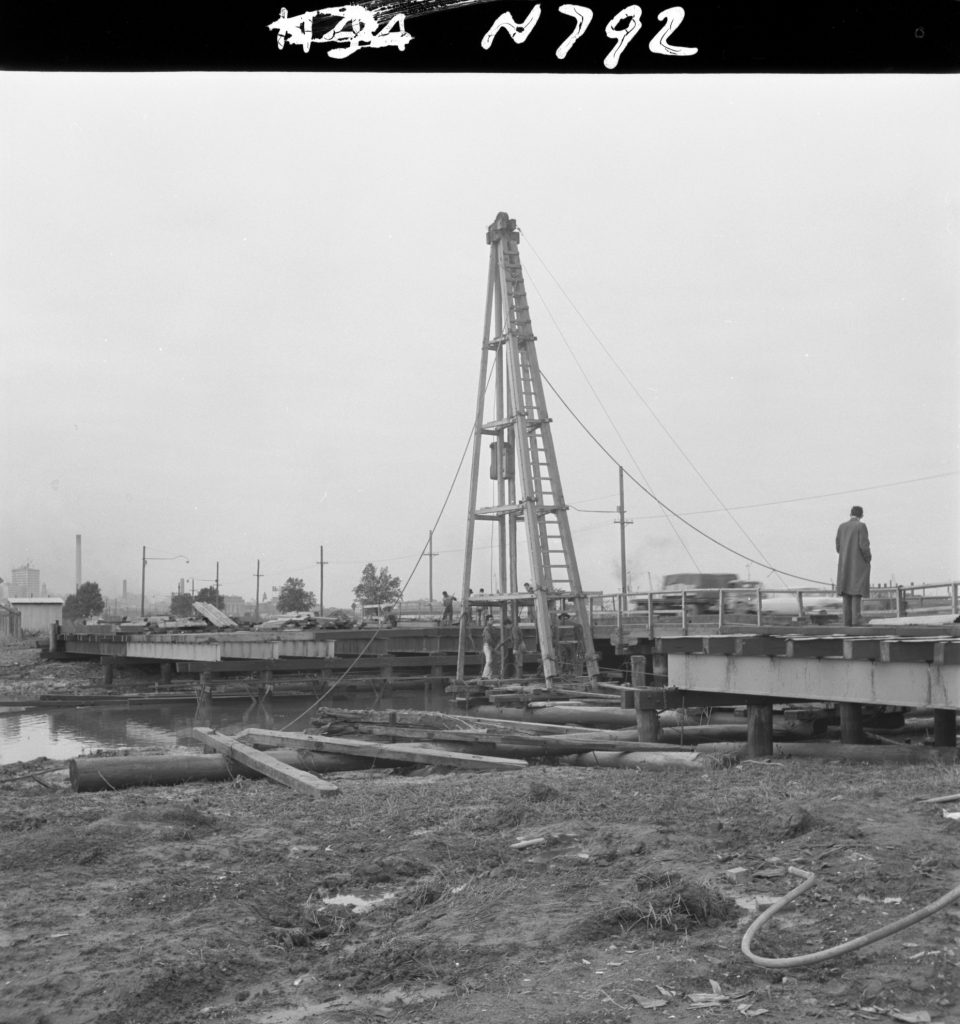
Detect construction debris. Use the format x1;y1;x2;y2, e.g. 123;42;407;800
193;727;340;797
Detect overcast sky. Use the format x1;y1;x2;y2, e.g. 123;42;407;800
1;72;957;609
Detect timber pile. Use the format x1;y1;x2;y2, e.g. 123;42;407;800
447;680;832;738
68;696;948;797
310;708;693;758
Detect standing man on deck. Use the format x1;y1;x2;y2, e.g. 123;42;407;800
481;614;501;679
836;505;871;626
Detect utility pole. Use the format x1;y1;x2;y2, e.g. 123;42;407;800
140;547;189;617
255;560;261;621
427;531;439;604
316;546;326;615
215;561;220;603
616;466;632;612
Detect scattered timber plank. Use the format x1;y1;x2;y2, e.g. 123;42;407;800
317;707;590;736
193;728;340;796
234;727;527;772
342;722;689;755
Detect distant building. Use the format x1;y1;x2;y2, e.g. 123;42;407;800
222;595;246;618
10;564;41;598
10;597;63;632
0;604;21;640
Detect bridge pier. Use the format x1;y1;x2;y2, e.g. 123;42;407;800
839;703;865;744
747;699;773;757
629;655;660;742
934;708;957;747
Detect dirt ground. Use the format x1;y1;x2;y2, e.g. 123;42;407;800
2;643;960;1024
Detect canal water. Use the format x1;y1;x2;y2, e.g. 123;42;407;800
0;686;457;766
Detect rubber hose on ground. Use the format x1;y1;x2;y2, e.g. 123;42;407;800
742;866;960;969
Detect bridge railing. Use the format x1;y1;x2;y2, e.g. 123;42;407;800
583;581;959;632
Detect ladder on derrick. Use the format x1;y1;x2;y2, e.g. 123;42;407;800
456;212;600;688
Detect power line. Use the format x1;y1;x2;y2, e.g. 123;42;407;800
540;372;832;586
524;261;704;572
522;228;789;585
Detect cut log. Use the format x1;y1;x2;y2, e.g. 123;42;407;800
69;750;372;792
193;728;340;797
234;727;527;772
559;751;703;769
694;741;960;765
471;703;638;728
341;722;686;755
470;703;821;736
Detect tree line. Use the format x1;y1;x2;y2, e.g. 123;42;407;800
62;562;405;622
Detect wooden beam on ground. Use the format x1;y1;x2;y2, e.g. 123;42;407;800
234;727;527;772
193;728;340;797
343;722;685;755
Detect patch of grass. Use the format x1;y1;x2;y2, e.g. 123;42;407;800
581;870;737;938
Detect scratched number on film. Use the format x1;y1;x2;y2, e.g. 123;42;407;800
269;6;412;57
268;4;698;66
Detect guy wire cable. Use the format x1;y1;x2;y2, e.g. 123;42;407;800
522;228;790;586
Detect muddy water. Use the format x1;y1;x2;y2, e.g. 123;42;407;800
0;684;455;766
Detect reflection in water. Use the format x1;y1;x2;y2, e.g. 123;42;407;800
242;697;275;730
0;683;453;765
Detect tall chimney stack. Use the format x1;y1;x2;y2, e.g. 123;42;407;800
75;534;82;592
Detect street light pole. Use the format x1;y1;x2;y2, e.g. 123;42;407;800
140;548;190;618
428;531;438;604
317;546;325;616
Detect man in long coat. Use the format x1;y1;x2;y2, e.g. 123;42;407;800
836;505;871;626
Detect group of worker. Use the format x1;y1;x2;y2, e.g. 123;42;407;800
438;587;533;679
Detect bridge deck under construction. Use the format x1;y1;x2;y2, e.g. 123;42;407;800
656;627;960;711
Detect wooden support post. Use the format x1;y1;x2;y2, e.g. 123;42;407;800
160;662;172;687
631;655;659;742
652;652;668;687
933;709;957;748
746;700;773;758
839;702;865;745
103;662;114;688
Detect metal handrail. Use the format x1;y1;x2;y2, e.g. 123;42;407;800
586;581;960;631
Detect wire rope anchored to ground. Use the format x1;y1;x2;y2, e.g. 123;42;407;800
741;866;960;968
